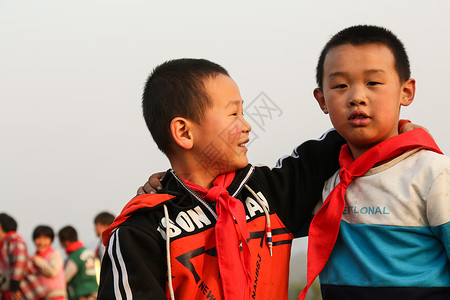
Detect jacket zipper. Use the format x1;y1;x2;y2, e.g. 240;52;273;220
170;170;218;220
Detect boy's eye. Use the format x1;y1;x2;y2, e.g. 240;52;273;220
231;110;244;117
333;84;347;89
367;81;381;86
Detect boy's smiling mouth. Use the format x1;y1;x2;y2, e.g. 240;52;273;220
238;138;250;148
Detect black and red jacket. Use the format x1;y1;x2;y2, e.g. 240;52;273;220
98;130;344;300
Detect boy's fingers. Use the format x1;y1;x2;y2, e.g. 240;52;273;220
402;122;430;135
142;181;158;194
155;172;166;182
136;186;146;195
149;172;165;189
137;172;166;195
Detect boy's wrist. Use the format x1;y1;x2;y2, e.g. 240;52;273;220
398;119;411;133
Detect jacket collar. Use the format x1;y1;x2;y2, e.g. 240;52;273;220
162;165;254;198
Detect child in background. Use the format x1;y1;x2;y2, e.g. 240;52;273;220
58;226;98;300
92;212;114;284
32;225;67;300
93;212;114;263
0;213;46;300
301;24;450;299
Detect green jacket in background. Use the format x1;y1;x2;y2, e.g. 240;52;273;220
66;245;98;300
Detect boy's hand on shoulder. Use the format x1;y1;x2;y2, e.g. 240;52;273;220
400;120;430;134
137;172;165;195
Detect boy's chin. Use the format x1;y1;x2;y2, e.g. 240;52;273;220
236;156;249;168
224;158;249;174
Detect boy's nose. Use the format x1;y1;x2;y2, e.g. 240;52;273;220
348;97;367;106
240;115;252;133
348;87;367;107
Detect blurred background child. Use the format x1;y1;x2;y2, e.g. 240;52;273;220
92;212;114;283
32;225;67;300
0;213;46;300
58;226;97;300
92;212;114;263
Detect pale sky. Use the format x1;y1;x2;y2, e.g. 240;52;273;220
2;0;450;253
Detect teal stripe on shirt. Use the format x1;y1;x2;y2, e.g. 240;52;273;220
319;221;450;287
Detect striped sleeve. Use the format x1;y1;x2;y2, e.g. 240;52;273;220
98;224;168;300
105;229;133;299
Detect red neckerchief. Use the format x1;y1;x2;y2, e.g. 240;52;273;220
36;246;53;258
102;193;175;246
299;128;442;299
65;241;83;255
183;172;251;300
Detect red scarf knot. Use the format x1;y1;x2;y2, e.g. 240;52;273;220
339;168;354;188
205;186;229;203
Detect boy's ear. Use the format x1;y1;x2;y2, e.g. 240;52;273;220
313;88;328;114
400;78;416;107
170;117;194;150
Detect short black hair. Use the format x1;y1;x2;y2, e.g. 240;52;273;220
58;225;78;243
0;213;17;232
316;25;410;90
94;212;115;226
142;58;229;155
33;225;55;242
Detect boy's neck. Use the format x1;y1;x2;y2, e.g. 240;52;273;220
347;133;400;162
174;170;215;189
347;144;370;160
170;154;217;189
